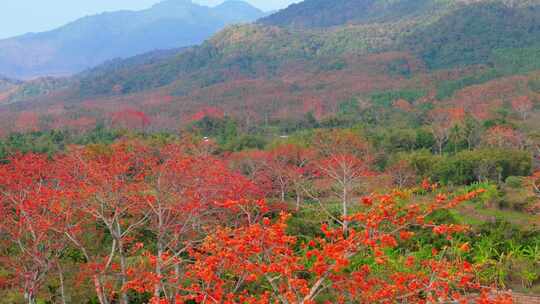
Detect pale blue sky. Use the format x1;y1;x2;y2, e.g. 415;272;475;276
0;0;299;39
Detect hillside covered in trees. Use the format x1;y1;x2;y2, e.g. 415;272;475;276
0;0;539;303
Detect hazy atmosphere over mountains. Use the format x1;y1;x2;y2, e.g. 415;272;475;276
1;0;539;108
0;0;266;79
0;0;299;40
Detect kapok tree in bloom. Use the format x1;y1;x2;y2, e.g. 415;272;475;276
511;96;533;121
312;129;373;235
55;142;155;304
0;154;66;304
174;188;512;304
127;143;263;302
255;144;315;208
428;107;465;155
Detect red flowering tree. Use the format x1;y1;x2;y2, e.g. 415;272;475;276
111;108;151;131
176;189;511;304
135;144;263;301
483;126;526;150
190;107;225;122
14;111;40;133
387;159;417;189
264;144;315;208
429;108;465;154
393;99;413;112
55;142;155;304
312;130;373;235
511;96;533;120
524;171;540;214
0;154;66;303
229;150;274;196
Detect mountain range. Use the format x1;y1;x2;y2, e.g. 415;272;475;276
2;0;540;134
0;0;265;79
66;0;540;96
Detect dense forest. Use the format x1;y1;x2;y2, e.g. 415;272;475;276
0;112;539;303
0;0;540;303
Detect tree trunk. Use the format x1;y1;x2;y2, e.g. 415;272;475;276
24;275;38;304
279;177;286;202
172;263;181;303
118;246;129;304
154;238;164;299
342;185;348;236
295;189;302;211
24;291;36;304
57;262;67;304
154;208;164;300
94;275;108;304
115;222;129;304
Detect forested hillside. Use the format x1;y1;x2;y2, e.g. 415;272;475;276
2;0;540;130
0;0;540;302
5;0;539;102
403;2;540;69
259;0;448;28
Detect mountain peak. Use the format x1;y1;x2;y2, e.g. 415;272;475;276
215;0;263;13
216;0;256;8
150;0;200;11
0;0;263;79
152;0;195;7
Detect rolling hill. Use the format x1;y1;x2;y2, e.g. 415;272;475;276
403;2;540;69
66;0;540;97
258;0;448;28
0;76;22;104
3;0;540;134
259;0;540;28
0;0;265;79
0;75;21;91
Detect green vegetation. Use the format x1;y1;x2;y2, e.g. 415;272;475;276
59;0;540;104
492;45;540;74
370;88;427;107
432;149;532;185
2;0;540;298
0;127;122;161
435;45;540;99
435;69;502;100
405;3;540;69
259;0;449;28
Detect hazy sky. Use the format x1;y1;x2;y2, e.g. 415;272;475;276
0;0;299;39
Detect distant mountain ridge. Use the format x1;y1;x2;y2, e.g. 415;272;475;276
4;0;540;131
259;0;540;28
0;75;21;99
65;0;540;97
258;0;447;28
0;0;264;79
0;75;21;89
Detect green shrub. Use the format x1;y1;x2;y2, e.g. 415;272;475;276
505;176;524;189
433;149;531;185
436;69;501;100
492;45;540;75
370;89;427;108
223;134;267;152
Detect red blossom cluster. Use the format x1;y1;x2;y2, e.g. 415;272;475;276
0;139;512;303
